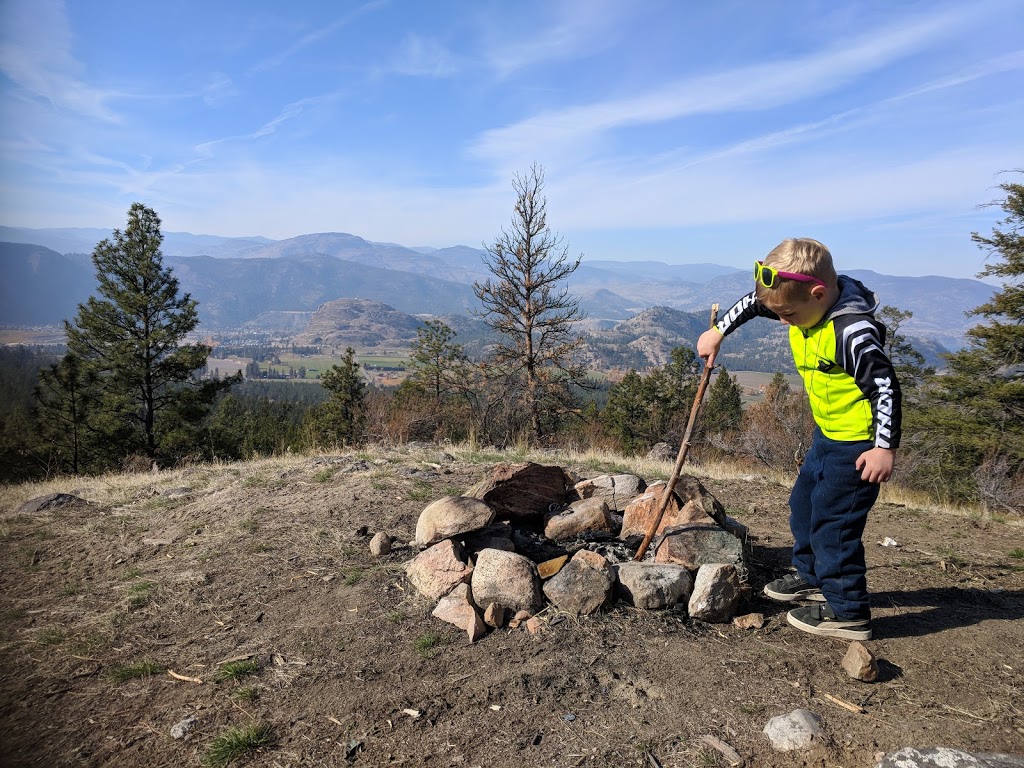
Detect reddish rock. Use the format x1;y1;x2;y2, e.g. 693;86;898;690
465;463;571;519
483;603;506;629
406;540;473;599
842;640;879;682
619;477;725;539
432;584;486;642
537;555;569;580
508;610;532;629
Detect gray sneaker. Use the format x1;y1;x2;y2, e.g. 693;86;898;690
787;604;872;641
763;574;826;603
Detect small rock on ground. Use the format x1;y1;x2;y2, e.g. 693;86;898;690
763;709;823;751
170;715;197;740
369;532;393;556
733;612;765;630
842;640;879;682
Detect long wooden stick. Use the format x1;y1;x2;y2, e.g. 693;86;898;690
634;303;719;561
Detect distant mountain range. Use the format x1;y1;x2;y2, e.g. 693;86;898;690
0;227;996;367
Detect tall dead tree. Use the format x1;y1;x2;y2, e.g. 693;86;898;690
474;165;587;440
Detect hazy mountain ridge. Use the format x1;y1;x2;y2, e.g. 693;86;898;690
0;227;995;366
0;243;94;326
0;226;273;259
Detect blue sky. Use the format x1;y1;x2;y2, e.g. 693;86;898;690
1;0;1021;279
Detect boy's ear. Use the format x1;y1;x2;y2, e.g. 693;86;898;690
810;284;828;301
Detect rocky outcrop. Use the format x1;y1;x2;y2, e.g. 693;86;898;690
292;298;423;348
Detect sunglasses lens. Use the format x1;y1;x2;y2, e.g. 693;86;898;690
755;263;774;288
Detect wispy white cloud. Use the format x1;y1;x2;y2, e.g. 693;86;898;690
249;0;388;74
481;0;628;77
470;8;969;167
630;50;1024;178
0;0;120;121
201;74;236;107
194;92;342;156
383;34;460;78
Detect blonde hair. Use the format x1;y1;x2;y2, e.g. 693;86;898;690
755;237;838;303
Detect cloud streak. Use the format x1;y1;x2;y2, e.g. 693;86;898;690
481;0;628;77
469;8;968;167
194;92;342;157
249;0;388;74
0;0;120;121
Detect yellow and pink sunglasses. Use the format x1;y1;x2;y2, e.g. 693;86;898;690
754;261;826;290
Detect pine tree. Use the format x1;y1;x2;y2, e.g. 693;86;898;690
601;369;650;454
906;178;1024;509
877;305;933;396
600;350;703;454
317;347;367;445
645;347;700;441
407;320;469;405
34;353;97;473
702;366;743;432
64;203;230;466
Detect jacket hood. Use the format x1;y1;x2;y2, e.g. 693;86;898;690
827;274;879;320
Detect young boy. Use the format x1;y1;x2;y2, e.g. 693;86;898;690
697;238;901;640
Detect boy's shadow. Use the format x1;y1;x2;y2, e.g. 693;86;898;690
749;544;1024;639
869;586;1024;639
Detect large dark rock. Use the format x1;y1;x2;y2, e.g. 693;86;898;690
15;493;88;515
654;523;746;577
542;550;615;615
466;462;572;519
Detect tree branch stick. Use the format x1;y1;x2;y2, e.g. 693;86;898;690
634;303;719;561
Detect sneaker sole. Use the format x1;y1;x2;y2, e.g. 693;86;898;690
763;586;827;603
786;612;872;641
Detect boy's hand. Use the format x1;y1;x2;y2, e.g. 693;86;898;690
697;329;724;367
856;447;895;483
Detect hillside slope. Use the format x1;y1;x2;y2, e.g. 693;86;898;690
1;447;1021;767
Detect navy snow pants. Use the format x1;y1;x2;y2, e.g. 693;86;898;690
789;429;879;620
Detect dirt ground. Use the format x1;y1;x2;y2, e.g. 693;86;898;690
1;447;1022;768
